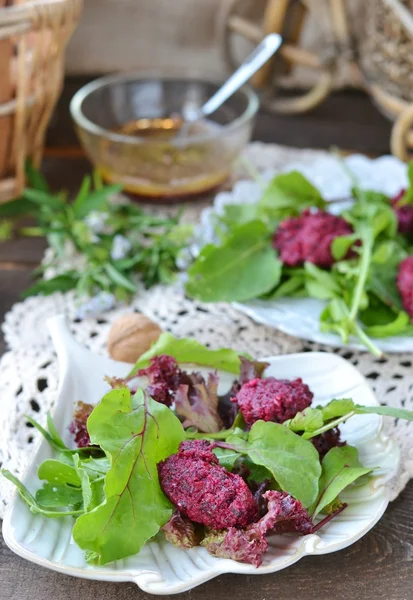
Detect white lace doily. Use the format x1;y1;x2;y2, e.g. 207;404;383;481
1;142;413;518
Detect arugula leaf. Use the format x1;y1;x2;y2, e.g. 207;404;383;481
288;398;413;442
186;221;282;302
213;447;241;470
304;262;341;300
1;470;83;517
73;454;105;512
259;171;326;215
38;459;81;487
219;203;260;227
35;483;83;511
363;310;410;338
245;421;322;507
355;404;413;421
321;399;355;421
77;456;110;480
24;414;69;451
331;235;358;261
47;413;68;449
284;408;324;432
313;446;372;516
268;273;305;299
72;387;185;565
130;332;244;376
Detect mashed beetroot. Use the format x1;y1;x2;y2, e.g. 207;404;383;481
232;377;313;427
311;427;345;459
392;190;413;235
273;209;354;268
158;440;258;529
397;256;413;321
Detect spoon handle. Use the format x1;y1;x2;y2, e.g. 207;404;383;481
201;33;282;117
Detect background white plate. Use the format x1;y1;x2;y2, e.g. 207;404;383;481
195;153;413;352
2;315;400;594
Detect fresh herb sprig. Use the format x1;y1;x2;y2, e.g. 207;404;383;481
0;165;192;301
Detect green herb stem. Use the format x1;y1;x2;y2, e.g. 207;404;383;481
354;322;383;358
185;429;232;440
349;234;372;322
302;411;356;440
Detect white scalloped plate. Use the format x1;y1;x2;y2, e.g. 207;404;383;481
2;315;400;594
195;153;413;353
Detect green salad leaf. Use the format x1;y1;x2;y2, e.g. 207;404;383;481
72;387;185;565
259;171;326;215
244;421;322;507
35;483;83;511
313;446;372;516
73;454;105;513
38;459;81;487
185;164;413;355
2;470;83;517
285;407;324;432
186;221;282;303
213;447;241;470
130;332;246;376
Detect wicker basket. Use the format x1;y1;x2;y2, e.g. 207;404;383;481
0;0;83;203
358;0;413;160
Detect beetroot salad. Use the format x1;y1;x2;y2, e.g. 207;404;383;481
4;334;413;568
186;167;413;355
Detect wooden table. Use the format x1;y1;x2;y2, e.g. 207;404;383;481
1;81;412;600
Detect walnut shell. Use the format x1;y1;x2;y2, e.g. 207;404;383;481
107;313;162;363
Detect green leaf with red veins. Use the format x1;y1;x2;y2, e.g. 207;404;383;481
72;387;185;565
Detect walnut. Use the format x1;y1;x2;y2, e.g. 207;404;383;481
107;313;162;363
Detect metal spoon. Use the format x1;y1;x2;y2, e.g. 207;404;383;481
177;33;282;138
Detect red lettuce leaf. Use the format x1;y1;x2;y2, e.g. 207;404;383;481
162;511;203;549
175;372;224;433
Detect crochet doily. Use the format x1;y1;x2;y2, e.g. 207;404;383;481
1;142;412;518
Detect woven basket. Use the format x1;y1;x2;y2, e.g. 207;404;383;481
358;0;413;159
0;0;83;203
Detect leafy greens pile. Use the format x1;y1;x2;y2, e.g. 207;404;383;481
3;334;413;567
0;165;192;301
185;167;413;355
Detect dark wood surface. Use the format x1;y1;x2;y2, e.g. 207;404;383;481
1;80;411;600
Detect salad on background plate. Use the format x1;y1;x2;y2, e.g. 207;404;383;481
2;317;412;594
184;154;413;356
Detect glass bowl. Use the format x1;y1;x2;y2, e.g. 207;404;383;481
70;71;259;202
